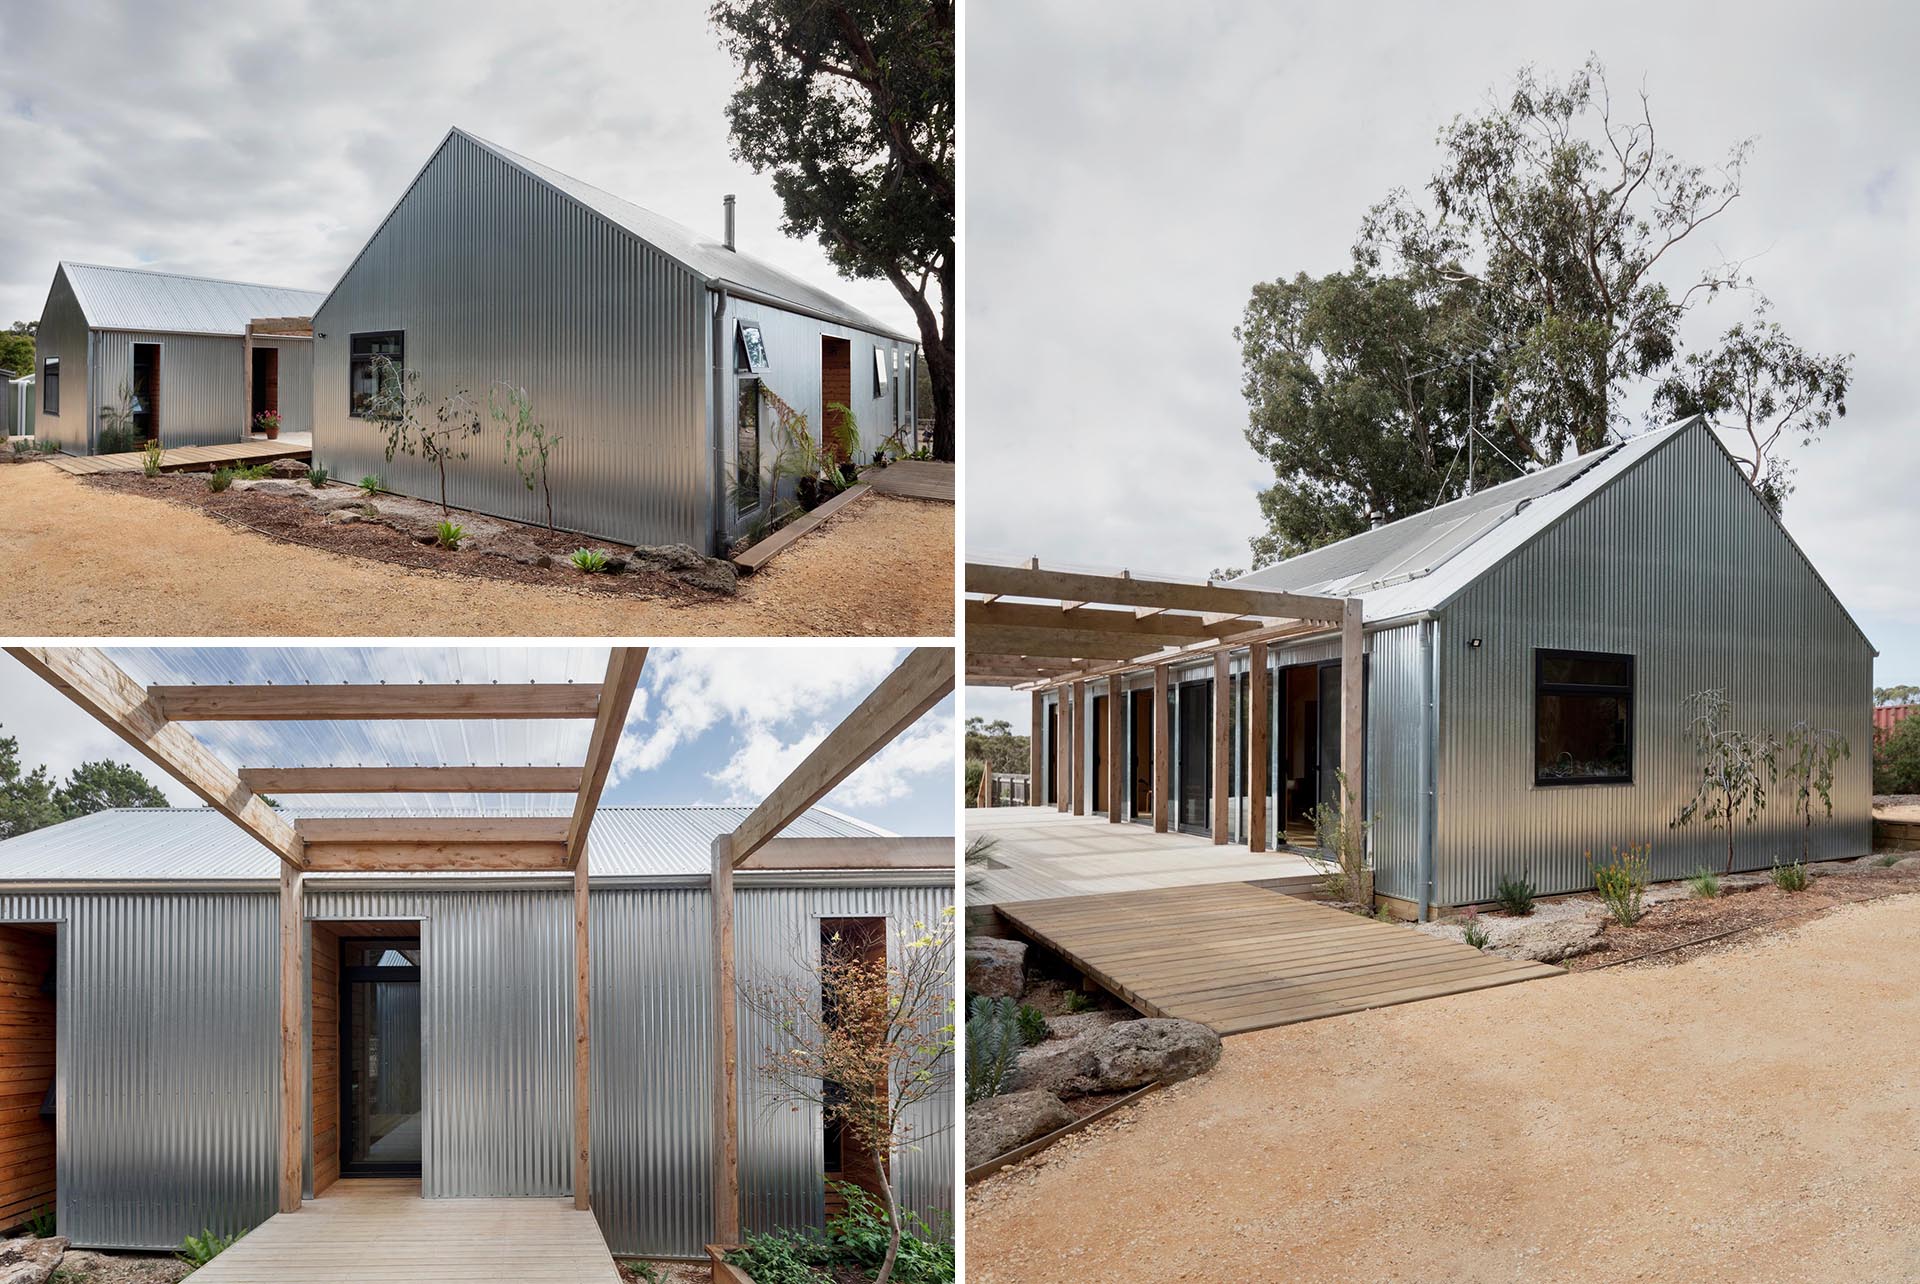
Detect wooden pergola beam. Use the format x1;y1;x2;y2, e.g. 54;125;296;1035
727;647;954;866
302;841;570;872
566;648;648;868
7;647;305;869
293;816;570;844
965;562;1345;624
966;600;1258;641
736;835;954;871
967;624;1191;663
149;683;604;722
238;765;584;794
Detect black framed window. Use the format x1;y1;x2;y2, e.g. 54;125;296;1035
349;331;404;418
872;347;886;397
735;321;769;372
736;377;762;511
41;358;58;415
1535;649;1634;785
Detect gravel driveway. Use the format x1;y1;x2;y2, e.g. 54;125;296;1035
967;893;1920;1283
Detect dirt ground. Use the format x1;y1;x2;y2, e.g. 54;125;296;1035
967;893;1920;1283
0;464;952;636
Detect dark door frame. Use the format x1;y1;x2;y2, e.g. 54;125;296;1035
1128;687;1154;824
338;936;423;1178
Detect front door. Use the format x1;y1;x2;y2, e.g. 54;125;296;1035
131;343;160;441
251;347;279;426
1091;694;1109;814
340;937;422;1177
1129;689;1154;820
1174;676;1213;834
821;337;852;463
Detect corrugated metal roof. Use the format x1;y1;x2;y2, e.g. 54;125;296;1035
60;262;326;336
457;129;913;343
0;805;899;883
1234;421;1690;620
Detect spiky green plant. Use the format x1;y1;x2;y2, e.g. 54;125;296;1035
176;1228;243;1267
1687;867;1721;898
207;467;236;493
140;439;163;477
434;520;466;549
569;548;610;573
965;995;1021;1103
359;474;382;496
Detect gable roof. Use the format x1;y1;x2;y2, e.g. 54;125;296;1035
1234;417;1869;644
59;262;325;337
0;804;899;884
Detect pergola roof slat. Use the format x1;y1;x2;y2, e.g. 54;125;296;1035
238;765;584;793
150;683;604;721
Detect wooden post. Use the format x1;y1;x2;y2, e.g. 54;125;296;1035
1212;652;1230;845
1030;690;1043;807
710;835;740;1246
1055;690;1069;813
1249;642;1269;854
1069;680;1086;816
242;323;254;441
1340;599;1368;901
572;848;591;1210
1152;666;1169;834
278;864;303;1214
1107;675;1126;824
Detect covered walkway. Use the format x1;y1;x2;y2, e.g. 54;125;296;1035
183;1178;621;1283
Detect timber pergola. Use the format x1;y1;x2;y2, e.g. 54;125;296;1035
4;645;647;1218
964;559;1365;866
708;646;955;1246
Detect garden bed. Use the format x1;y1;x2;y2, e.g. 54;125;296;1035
86;472;733;603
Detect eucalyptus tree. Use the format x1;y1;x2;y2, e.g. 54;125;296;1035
1671;689;1774;874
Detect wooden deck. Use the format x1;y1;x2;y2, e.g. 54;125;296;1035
47;438;311;476
1000;882;1561;1035
866;459;953;501
183;1178;621;1283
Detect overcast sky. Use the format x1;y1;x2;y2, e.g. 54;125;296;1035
966;0;1920;725
0;647;954;836
0;0;913;334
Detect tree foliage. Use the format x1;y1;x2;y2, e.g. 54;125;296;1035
1670;690;1773;873
1;726;169;841
0;328;33;381
1874;714;1920;795
0;731;60;841
711;0;955;460
1238;56;1849;564
1874;685;1920;707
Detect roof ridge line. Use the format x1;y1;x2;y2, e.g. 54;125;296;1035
63;260;325;297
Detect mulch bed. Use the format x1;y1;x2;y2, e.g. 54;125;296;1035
1566;857;1920;971
87;473;722;604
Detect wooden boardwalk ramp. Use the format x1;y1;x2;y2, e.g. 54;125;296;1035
183;1178;621;1283
999;883;1560;1035
48;439;311;476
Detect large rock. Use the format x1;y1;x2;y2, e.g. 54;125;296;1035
965;937;1027;999
1045;1010;1123;1041
1486;917;1603;963
231;478;304;496
52;1250;192;1283
1011;1017;1221;1095
631;543;738;596
0;1235;68;1284
306;491;376;515
965;1089;1074;1164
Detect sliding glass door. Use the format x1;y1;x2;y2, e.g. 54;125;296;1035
341;938;423;1176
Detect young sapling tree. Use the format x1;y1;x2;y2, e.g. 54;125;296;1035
490;382;562;529
1671;689;1774;873
1773;720;1850;864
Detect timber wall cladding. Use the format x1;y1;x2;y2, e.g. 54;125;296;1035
311;924;340;1195
0;925;56;1228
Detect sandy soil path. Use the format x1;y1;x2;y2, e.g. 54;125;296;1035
0;463;952;636
967;894;1920;1283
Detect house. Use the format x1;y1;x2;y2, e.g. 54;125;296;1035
0;803;952;1257
32;262;324;454
311;127;920;555
996;418;1873;917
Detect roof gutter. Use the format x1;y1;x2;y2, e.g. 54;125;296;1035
708;278;917;346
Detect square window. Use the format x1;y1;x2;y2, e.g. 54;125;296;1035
349;331;404;418
1535;649;1633;785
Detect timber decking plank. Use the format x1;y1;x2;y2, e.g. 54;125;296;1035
864;459;955;501
730;483;871;573
998;882;1559;1035
48;439;313;476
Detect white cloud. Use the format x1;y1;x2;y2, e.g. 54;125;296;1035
0;653;195;805
706;710;955;807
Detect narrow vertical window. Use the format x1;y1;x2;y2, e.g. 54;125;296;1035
735;377;761;511
41;358;58;415
872;346;886;397
820;916;888;1215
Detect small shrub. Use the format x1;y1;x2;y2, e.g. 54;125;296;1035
825;1181;954;1284
625;1262;664;1284
965;994;1021;1103
207;467;236;493
1493;873;1536;917
23;1205;55;1237
1460;913;1489;950
359;474;382;495
36;439;57;454
569;547;610;573
176;1228;242;1267
727;1230;830;1284
1687;866;1721;898
1877;853;1902;867
1062;988;1094;1014
140;440;163;477
1590;844;1651;926
10;439;28;457
231;461;274;480
307;465;329;488
1771;858;1810;892
1015;1003;1048;1046
434;520;466;549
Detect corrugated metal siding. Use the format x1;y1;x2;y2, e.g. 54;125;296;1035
0;891;278;1251
734;884;954;1239
34;268;90;453
302;886;574;1199
1435;425;1875;904
722;296;916;541
590;887;713;1257
256;337;314;436
312;131;711;550
95;331;244;448
1363;624;1425;902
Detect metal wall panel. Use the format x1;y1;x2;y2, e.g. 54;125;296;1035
735;885;955;1239
1362;624;1426;902
721;295;917;543
94;330;244;448
33;269;90;452
1435;426;1875;904
255;336;314;436
0;891;279;1251
312;131;712;550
